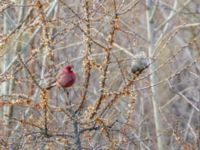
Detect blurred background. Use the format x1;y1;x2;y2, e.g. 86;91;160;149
0;0;200;149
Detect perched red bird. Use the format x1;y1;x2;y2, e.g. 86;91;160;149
46;65;76;89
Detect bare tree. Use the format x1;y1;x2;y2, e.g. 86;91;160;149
0;0;200;149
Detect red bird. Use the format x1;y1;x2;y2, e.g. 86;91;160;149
46;65;76;89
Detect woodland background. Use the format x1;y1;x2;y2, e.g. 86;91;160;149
0;0;200;149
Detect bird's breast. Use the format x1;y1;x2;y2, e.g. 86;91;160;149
57;73;76;88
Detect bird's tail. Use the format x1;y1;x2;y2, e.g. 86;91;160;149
45;82;56;90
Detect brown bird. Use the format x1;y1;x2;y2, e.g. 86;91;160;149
131;58;149;74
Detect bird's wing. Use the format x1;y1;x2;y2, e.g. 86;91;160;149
56;69;65;80
57;73;74;86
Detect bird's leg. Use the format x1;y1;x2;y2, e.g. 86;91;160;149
63;88;71;106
